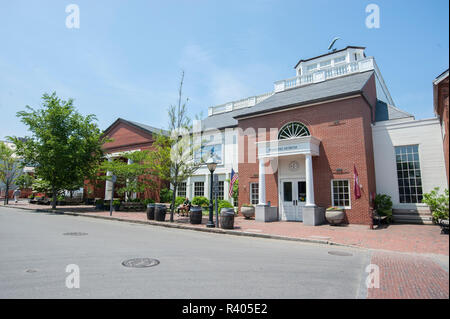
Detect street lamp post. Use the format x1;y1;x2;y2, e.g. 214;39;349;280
206;157;217;228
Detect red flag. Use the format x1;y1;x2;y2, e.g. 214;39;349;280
354;164;361;199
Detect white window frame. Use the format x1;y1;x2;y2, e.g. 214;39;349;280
330;179;351;209
250;182;259;205
177;182;187;198
194;182;204;197
334;56;346;64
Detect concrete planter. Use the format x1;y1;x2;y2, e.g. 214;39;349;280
241;206;255;219
325;209;345;225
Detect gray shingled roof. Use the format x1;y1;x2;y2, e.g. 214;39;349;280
232;71;375;119
125;119;169;136
375;100;413;122
104;118;168;136
199;71;375;130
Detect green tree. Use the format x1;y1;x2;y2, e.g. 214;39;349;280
149;71;203;222
9;92;105;209
15;173;34;190
99;150;156;200
0;142;22;204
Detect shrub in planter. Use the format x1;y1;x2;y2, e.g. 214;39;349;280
325;206;345;225
192;196;209;207
112;199;121;211
218;200;233;214
422;187;449;222
374;194;393;223
240;204;255;219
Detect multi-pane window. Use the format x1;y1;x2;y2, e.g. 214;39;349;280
250;183;259;205
194;182;204;197
177;182;186;198
395;145;423;203
331;180;351;208
217;181;224;200
334;56;346;64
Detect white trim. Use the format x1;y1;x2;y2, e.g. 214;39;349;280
235;94;361;120
433;70;449;86
330;179;351;209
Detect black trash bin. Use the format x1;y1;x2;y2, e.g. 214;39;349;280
190;206;202;224
220;208;235;229
155;204;167;221
146;203;155;220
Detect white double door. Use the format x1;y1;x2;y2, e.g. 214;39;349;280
280;179;307;221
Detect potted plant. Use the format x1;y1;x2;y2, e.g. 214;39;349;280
95;198;104;210
28;194;34;203
112;199;121;211
374;194;393;223
325;206;345;225
241;204;255;219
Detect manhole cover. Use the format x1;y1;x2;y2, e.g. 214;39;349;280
63;232;88;236
328;251;353;257
122;258;160;268
25;269;38;273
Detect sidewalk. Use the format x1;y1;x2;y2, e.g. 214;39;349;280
2;201;449;256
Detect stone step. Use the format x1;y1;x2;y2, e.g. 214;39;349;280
393;214;434;225
392;208;432;216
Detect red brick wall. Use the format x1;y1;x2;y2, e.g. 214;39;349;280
436;78;449;185
238;76;377;225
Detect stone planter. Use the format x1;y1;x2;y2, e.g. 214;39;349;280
325;209;345;225
241;206;255;219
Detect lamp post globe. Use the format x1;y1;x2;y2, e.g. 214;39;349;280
206;157;217;228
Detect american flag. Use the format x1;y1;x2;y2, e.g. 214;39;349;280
228;168;238;197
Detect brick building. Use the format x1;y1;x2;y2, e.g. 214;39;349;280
84;118;168;202
186;46;447;225
433;69;449;185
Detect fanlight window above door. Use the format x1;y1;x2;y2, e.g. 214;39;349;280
278;122;310;140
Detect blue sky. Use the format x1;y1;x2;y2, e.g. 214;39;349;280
0;0;448;139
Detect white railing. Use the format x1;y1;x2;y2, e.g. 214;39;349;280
208;91;274;116
274;57;375;93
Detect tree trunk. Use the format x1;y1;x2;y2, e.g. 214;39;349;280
4;183;9;205
170;183;177;222
51;186;57;209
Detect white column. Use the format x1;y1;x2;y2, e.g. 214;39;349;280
105;158;113;200
186;177;192;200
258;157;266;206
225;172;231;202
205;174;210;198
305;154;315;207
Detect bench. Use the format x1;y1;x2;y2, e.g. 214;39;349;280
372;210;387;228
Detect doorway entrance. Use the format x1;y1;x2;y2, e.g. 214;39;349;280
280;179;307;221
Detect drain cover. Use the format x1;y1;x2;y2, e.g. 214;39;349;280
63;232;88;236
328;251;353;257
122;258;160;268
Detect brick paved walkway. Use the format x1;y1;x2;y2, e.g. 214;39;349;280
3;201;448;256
368;251;449;299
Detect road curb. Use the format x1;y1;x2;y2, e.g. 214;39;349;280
1;204;363;250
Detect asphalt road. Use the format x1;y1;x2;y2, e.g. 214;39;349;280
0;206;371;299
